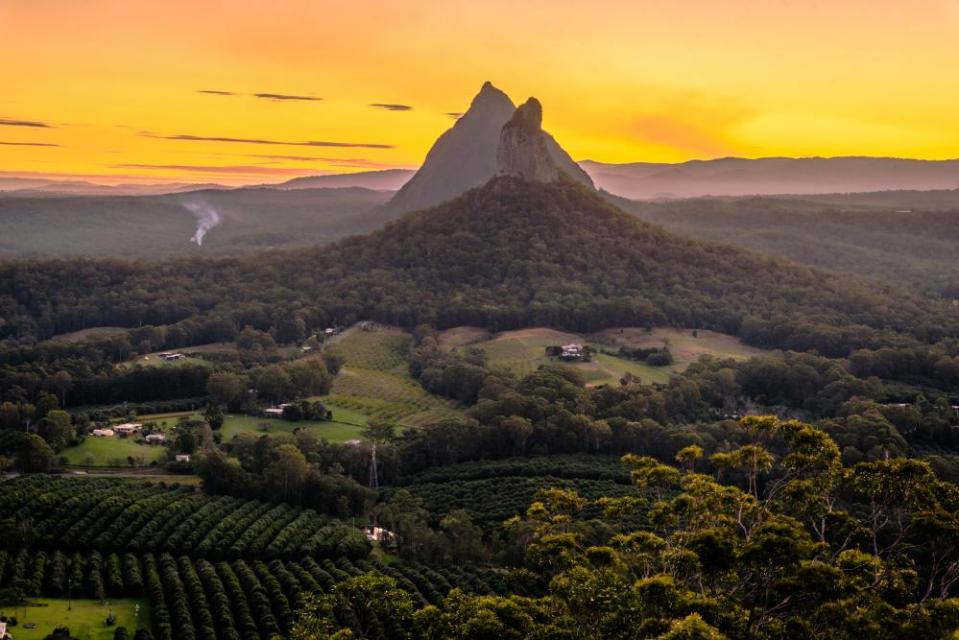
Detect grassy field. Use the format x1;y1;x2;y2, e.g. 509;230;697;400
133;410;369;443
61;435;167;467
61;407;367;467
3;598;150;640
218;412;365;442
457;327;765;386
321;327;463;427
591;328;766;363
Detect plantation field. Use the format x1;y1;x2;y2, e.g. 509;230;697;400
0;476;369;559
456;326;766;386
8;598;149;640
436;326;491;349
0;476;522;640
395;475;642;529
65;472;203;486
322;327;462;427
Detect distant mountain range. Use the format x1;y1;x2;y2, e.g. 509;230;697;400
581;157;959;199
266;169;414;192
0;176;228;196
270;155;959;202
5;155;957;202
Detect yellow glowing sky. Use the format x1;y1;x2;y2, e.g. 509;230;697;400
2;0;958;185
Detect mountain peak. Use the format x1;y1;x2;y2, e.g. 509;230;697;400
508;97;543;131
467;81;513;114
496;97;560;183
384;83;591;214
496;98;594;189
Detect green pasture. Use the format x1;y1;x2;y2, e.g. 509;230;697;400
1;598;150;640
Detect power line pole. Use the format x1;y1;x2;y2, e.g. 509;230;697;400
368;443;379;490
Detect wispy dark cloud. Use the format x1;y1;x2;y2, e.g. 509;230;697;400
253;93;322;102
143;132;393;149
0;118;53;128
369;103;412;112
253;154;332;162
446;112;464;120
0;141;60;147
250;155;406;170
196;90;321;102
112;163;314;175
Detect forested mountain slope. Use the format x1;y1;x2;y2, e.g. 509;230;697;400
0;187;393;258
616;190;959;297
2;177;956;358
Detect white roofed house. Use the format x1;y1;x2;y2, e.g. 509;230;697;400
113;422;142;435
560;343;584;361
264;403;294;418
91;428;115;437
145;433;167;444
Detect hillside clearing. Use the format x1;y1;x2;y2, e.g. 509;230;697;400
322;326;463;427
457;326;765;386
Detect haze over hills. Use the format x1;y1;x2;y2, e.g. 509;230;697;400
583;156;959;199
263;155;959;202
0;176;228;196
0;186;392;258
267;168;414;192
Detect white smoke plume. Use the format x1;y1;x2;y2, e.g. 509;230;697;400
184;201;222;246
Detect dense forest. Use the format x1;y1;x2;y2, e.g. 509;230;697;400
617;190;959;298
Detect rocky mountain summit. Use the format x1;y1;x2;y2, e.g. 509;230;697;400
496;97;594;188
385;82;593;214
385;82;516;214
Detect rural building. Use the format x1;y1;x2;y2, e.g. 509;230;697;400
145;433;166;444
324;327;337;337
158;352;185;361
952;405;959;417
264;403;293;417
91;428;115;437
560;343;584;361
113;422;142;434
363;525;396;544
175;454;191;463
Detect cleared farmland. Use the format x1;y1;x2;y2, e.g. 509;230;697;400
321;327;463;427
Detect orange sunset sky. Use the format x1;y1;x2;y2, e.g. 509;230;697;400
2;0;958;185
